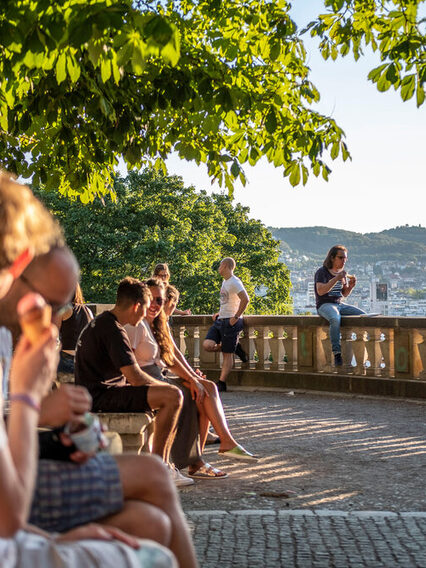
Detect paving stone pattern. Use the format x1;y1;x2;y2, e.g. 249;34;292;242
179;389;426;566
186;510;426;568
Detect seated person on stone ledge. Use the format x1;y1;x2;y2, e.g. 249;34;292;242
57;283;93;375
0;174;178;567
74;277;194;487
1;245;198;567
124;278;258;480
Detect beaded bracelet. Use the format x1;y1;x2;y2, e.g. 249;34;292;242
9;393;41;413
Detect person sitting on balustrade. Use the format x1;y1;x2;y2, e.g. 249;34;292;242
314;245;366;367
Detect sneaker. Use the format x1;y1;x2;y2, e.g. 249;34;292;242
216;380;227;392
219;444;259;462
235;343;248;363
168;464;194;487
334;353;343;366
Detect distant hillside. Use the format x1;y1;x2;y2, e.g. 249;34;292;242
268;225;426;263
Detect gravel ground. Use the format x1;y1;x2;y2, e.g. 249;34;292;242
178;388;426;513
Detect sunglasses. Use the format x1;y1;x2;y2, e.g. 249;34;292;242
336;255;348;260
152;296;165;306
19;274;72;317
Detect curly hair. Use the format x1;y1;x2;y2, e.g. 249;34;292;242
145;278;175;367
0;172;63;270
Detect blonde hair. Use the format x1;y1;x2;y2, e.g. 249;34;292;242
0;172;64;270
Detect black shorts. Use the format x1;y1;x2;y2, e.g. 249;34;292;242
92;385;151;413
205;317;244;353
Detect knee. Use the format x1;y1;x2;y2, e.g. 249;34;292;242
164;384;184;410
201;379;217;397
203;340;216;352
145;505;172;547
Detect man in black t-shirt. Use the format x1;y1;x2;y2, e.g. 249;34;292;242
75;277;183;466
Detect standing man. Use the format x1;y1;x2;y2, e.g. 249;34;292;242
203;257;250;392
315;245;365;366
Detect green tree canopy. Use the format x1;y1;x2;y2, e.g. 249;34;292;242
34;170;292;314
1;1;423;201
307;0;426;106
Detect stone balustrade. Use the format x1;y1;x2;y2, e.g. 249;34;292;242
89;306;426;399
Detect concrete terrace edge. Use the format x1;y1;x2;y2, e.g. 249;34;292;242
205;368;426;399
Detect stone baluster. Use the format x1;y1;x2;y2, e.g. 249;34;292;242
351;328;367;376
268;325;285;371
283;326;298;371
253;325;267;370
198;324;220;369
315;326;332;373
238;325;250;369
341;328;354;374
184;324;197;367
365;327;383;377
412;329;426;379
379;328;395;378
394;329;410;378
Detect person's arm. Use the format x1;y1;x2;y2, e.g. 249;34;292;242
0;329;58;536
342;275;356;297
38;384;92;427
316;271;346;296
174;308;192;315
229;290;249;326
120;363;168;387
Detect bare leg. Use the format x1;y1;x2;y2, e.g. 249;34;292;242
196;379;237;452
147;384;183;462
219;352;234;383
99;499;171;546
116;454;199;568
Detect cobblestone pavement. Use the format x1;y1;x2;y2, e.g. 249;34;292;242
186;510;426;568
178;388;426;567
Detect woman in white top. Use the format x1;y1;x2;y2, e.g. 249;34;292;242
126;278;257;479
0;175;175;568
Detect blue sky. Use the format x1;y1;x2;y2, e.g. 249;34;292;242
166;1;425;234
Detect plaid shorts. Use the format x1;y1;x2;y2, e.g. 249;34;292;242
29;453;123;532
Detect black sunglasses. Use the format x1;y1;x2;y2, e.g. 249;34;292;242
19;274;72;316
153;296;165;306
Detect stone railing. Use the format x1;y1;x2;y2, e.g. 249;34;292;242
89;307;426;398
170;315;426;379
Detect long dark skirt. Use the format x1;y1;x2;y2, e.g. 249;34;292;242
142;364;201;469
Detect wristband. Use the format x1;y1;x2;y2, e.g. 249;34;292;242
9;393;41;413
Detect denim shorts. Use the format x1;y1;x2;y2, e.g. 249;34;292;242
205;317;244;353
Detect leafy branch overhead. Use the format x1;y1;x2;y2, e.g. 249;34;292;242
0;1;424;201
306;0;426;106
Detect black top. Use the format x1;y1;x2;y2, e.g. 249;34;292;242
75;311;136;396
314;266;343;309
60;304;92;350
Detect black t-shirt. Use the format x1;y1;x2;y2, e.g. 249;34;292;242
60;304;92;350
75;311;136;395
314;266;343;309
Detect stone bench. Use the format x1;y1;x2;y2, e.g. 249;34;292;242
55;372;154;453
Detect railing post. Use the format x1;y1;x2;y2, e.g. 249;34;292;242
351;328;367;376
297;325;315;372
269;325;285;371
365;328;383;377
253;325;267;370
380;328;395;378
341;327;354;374
315;326;332;373
412;329;426;379
283;326;298;371
394;328;411;378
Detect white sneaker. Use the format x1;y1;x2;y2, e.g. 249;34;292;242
168;464;194;487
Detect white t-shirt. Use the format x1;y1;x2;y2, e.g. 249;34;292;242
124;319;165;368
219;275;246;319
